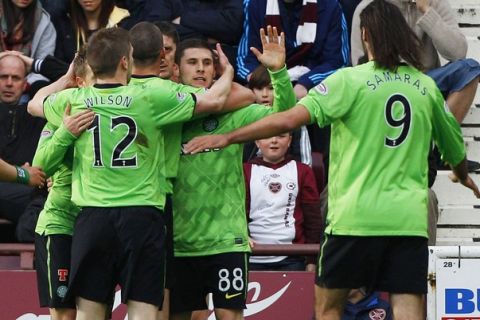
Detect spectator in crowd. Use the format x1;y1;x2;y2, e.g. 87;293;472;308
0;54;45;224
140;0;244;72
237;0;349;100
245;65;311;165
38;0;68;23
351;0;480;124
182;1;480;318
54;0;129;63
0;0;56;89
155;21;180;82
245;132;321;271
339;0;362;43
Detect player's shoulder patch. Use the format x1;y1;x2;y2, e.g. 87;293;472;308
41;130;53;138
48;93;57;103
314;82;328;96
176;92;187;102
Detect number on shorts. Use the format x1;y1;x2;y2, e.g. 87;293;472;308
384;94;411;148
88;115;138;168
218;268;244;292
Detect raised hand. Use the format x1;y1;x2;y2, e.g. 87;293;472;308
183;134;230;154
63;104;95;137
214;43;234;77
250;25;286;72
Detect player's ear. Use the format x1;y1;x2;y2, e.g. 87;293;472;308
120;56;128;71
75;76;85;88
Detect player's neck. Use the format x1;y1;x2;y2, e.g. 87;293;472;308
133;65;160;77
96;75;128;86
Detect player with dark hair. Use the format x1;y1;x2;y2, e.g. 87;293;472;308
170;26;296;320
184;1;480;319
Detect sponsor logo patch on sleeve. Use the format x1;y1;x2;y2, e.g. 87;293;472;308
176;92;187;102
314;82;328;96
41;130;53;138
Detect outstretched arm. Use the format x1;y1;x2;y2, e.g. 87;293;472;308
184;105;311;153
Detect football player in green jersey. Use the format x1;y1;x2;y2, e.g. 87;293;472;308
126;21;256;320
183;1;480;319
30;27;235;320
32;50;95;320
169;26;296;320
0;158;45;186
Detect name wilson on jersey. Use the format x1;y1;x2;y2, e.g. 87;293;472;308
84;95;133;109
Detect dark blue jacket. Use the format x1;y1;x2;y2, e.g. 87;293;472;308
237;0;349;89
141;0;244;45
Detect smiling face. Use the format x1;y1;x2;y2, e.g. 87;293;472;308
255;133;292;164
78;0;102;12
178;47;215;88
0;56;27;105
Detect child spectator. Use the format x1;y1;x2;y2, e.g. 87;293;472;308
244;132;322;271
0;0;56;87
54;0;129;63
246;65;312;166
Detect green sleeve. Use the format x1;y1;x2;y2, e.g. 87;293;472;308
43;88;75;127
298;70;354;127
168;81;206;94
431;91;466;166
232;104;273;128
33;123;77;177
269;66;296;112
150;89;197;127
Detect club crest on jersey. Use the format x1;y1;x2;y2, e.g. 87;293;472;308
202;116;219;132
314;82;328;95
368;308;386;320
268;182;282;193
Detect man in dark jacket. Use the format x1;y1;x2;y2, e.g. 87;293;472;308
0;54;45;224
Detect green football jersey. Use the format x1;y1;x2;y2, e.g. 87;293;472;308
44;83;197;208
299;61;465;237
33;122;79;236
173;66;295;256
129;76;205;194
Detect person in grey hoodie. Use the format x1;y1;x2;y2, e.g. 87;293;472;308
0;0;56;87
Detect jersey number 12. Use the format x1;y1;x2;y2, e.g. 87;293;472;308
88;115;138;168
